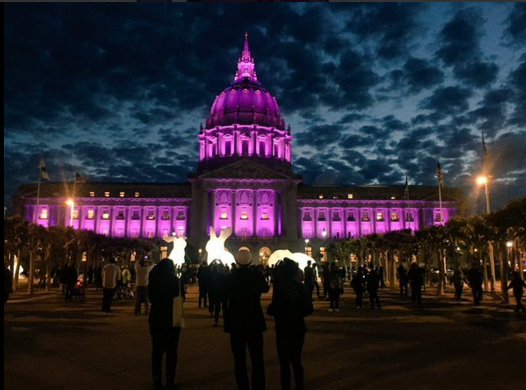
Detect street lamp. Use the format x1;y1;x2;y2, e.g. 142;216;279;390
507;241;514;271
477;175;496;291
305;238;309;255
322;228;327;239
476;176;491;214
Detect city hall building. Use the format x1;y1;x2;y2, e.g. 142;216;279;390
14;35;461;263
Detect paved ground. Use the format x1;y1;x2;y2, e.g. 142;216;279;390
4;285;526;390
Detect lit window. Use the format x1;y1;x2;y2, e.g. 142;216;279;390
72;210;79;220
89;192;95;197
391;196;396;200
39;209;48;220
391;212;399;221
319;194;324;199
120;192;125;198
261;213;269;220
347;194;354;199
333;196;338;199
87;210;95;219
176;211;185;220
102;212;110;220
220;213;228;220
241;211;249;220
162;211;170;220
376;212;384;221
135;192;140;198
104;192;110;197
362;212;370;222
147;212;155;220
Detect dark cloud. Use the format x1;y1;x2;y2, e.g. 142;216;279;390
295;125;345;147
506;3;526;45
454;62;499;88
341;3;425;60
436;9;483;67
421;86;472;116
401;58;445;93
508;57;526;127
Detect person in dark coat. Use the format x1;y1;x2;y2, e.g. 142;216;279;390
197;262;211;308
224;249;270;390
450;268;467;301
408;262;424;304
268;259;313;390
397;263;409;298
4;264;12;306
507;271;526;313
467;265;484;306
148;258;185;390
351;268;365;309
366;268;381;309
64;263;78;302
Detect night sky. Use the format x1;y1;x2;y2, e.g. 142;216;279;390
4;3;526;214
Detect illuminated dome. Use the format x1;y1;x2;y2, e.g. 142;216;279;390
206;33;285;130
207;81;284;130
198;33;293;172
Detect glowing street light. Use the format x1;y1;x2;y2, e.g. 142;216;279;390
476;176;491;214
322;228;327;239
305;238;309;255
477;175;495;291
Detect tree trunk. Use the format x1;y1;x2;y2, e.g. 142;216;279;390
436;248;446;295
488;241;496;293
500;244;509;304
13;250;21;291
28;251;35;295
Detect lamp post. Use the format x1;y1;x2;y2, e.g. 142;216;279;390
305;238;309;255
477;175;496;292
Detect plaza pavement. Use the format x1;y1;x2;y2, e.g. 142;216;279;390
4;284;526;390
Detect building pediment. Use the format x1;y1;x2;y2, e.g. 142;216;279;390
198;159;292;180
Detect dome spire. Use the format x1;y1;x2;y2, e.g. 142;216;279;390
234;32;257;83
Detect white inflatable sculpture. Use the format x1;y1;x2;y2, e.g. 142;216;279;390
268;249;314;270
206;227;233;264
163;236;187;267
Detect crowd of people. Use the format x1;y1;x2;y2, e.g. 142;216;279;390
4;252;525;390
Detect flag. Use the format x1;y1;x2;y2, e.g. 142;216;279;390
39;157;50;181
75;172;88;183
435;160;444;188
404;173;409;201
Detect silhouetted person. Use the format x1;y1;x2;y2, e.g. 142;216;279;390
328;263;342;312
224;249;269;390
197;262;211;308
408;262;424;304
507;271;526;313
148;258;184;390
209;261;228;327
397;263;409;298
135;258;154;316
467;265;484;306
450;268;466;301
303;261;315;300
101;258;121;312
367;268;381;309
4;264;12;306
351;268;365;309
64;263;78;303
269;259;313;390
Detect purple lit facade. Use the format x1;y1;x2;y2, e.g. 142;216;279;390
14;35;460;259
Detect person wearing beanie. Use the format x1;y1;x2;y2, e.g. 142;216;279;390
224;249;270;390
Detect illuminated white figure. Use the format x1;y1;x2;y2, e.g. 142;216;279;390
206;227;232;263
268;250;314;270
163;236;187;267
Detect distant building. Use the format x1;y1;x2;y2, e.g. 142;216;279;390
14;35;462;263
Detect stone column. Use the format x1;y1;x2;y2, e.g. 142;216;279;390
232;190;237;237
253;190;257;237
